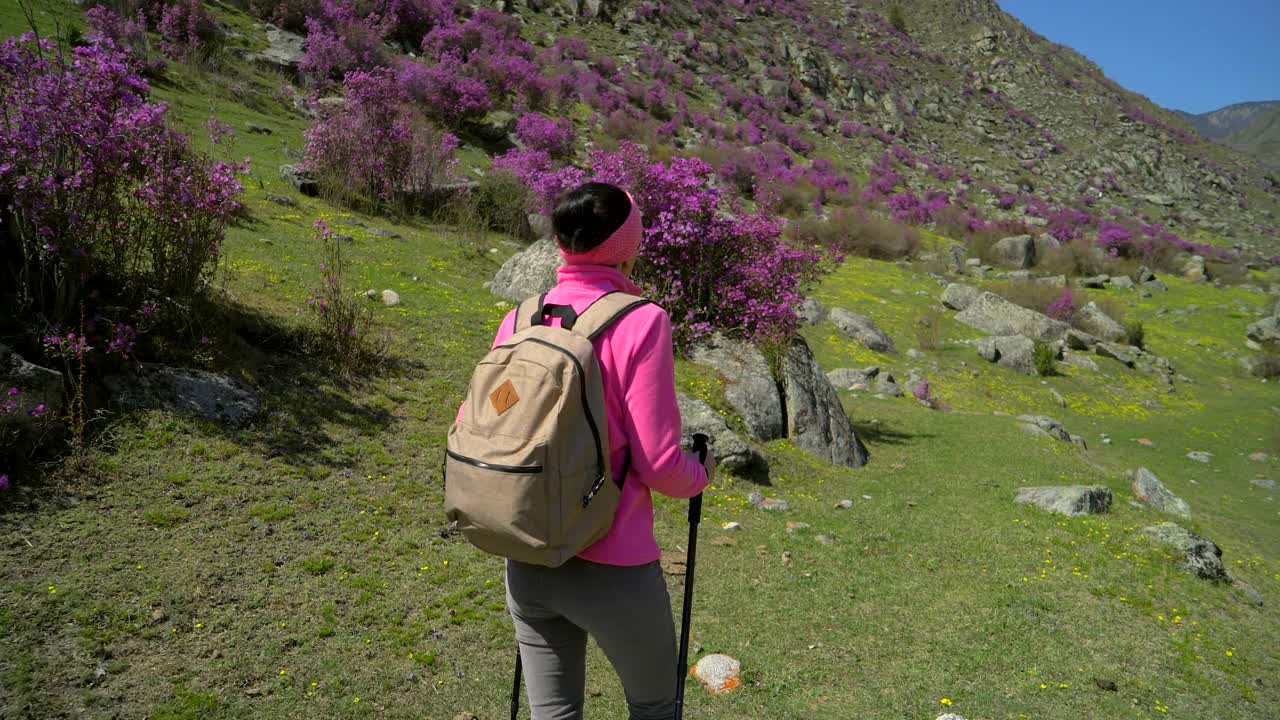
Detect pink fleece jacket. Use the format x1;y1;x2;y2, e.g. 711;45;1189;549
476;264;708;566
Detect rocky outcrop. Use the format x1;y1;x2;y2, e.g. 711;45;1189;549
689;334;784;442
1014;486;1112;516
104;365;259;426
781;337;869;468
490;237;563;301
829;308;896;354
954;291;1070;342
1017;415;1086;448
675;393;764;472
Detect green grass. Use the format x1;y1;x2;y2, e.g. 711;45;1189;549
2;3;1279;719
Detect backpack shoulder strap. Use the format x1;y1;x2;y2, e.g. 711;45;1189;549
571;291;652;341
512;294;547;334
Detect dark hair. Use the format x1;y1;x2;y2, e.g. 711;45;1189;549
551;182;632;254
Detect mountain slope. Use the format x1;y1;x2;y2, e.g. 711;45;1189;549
1224;106;1280;170
1177;101;1280;140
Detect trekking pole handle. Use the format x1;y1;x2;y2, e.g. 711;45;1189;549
690;433;709;524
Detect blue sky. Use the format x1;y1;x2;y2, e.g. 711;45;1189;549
996;0;1280;114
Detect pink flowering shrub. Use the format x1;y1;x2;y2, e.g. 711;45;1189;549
0;34;246;327
304;67;458;210
157;0;220;61
515;112;575;158
300;0;390;86
1044;286;1076;321
398;54;490;124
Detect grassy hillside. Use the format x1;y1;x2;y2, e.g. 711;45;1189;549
1225;107;1280;171
2;2;1279;720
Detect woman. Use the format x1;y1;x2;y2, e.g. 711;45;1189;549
487;181;714;720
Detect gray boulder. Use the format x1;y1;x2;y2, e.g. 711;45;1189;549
675;394;764;472
1095;342;1138;368
104;365;259;426
246;25;304;74
1110;275;1135;290
1132;467;1191;518
1246;316;1280;344
796;297;825;324
875;373;903;397
1014;486;1112;516
1073;302;1127;342
1016;415;1071;443
992;235;1036;268
689;334;784;441
490;237;563;301
954;291;1070;342
1032;234;1061;263
829;308;896;354
0;343;64;426
975;335;1038;375
780;337;869;468
1135;266;1155;284
941;283;981;311
1082;275;1110;289
826;366;879;390
1143;278;1169;292
1142;522;1228;582
279;164;319;197
1064;329;1099;350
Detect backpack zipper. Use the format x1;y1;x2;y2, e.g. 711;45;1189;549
446;449;543;474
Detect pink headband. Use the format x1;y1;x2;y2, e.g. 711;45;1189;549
559;191;643;266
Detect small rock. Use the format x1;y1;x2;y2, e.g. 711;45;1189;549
381;289;401;307
780;551;793;567
748;492;788;511
1136;438;1154;447
246;123;273;135
1094;678;1118;692
785;522;811;534
1232;577;1264;606
690;654;742;695
1186;451;1212;463
861;494;873;500
151;608;168;624
1249;452;1269;462
722;521;742;531
453;713;478;720
265;193;296;207
814;534;834;545
835;499;854;509
1251;478;1277;490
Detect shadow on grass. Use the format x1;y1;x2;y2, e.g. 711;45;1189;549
852;419;922;447
207;299;401;469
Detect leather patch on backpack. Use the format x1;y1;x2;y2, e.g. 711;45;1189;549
490;379;520;415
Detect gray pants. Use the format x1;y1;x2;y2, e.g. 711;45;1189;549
506;557;677;720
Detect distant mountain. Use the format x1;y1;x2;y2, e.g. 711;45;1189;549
1223;106;1280;170
1176;101;1280;140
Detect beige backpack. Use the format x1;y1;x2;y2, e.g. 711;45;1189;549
445;291;650;567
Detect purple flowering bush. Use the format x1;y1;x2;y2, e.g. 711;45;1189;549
157;0;221;61
515;112;576;159
1044;285;1076;322
0;34;246;329
304;67;458;210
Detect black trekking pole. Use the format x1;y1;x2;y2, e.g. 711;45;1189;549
510;648;522;720
674;433;709;720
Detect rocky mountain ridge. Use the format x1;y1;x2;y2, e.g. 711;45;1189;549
1176;101;1280;141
